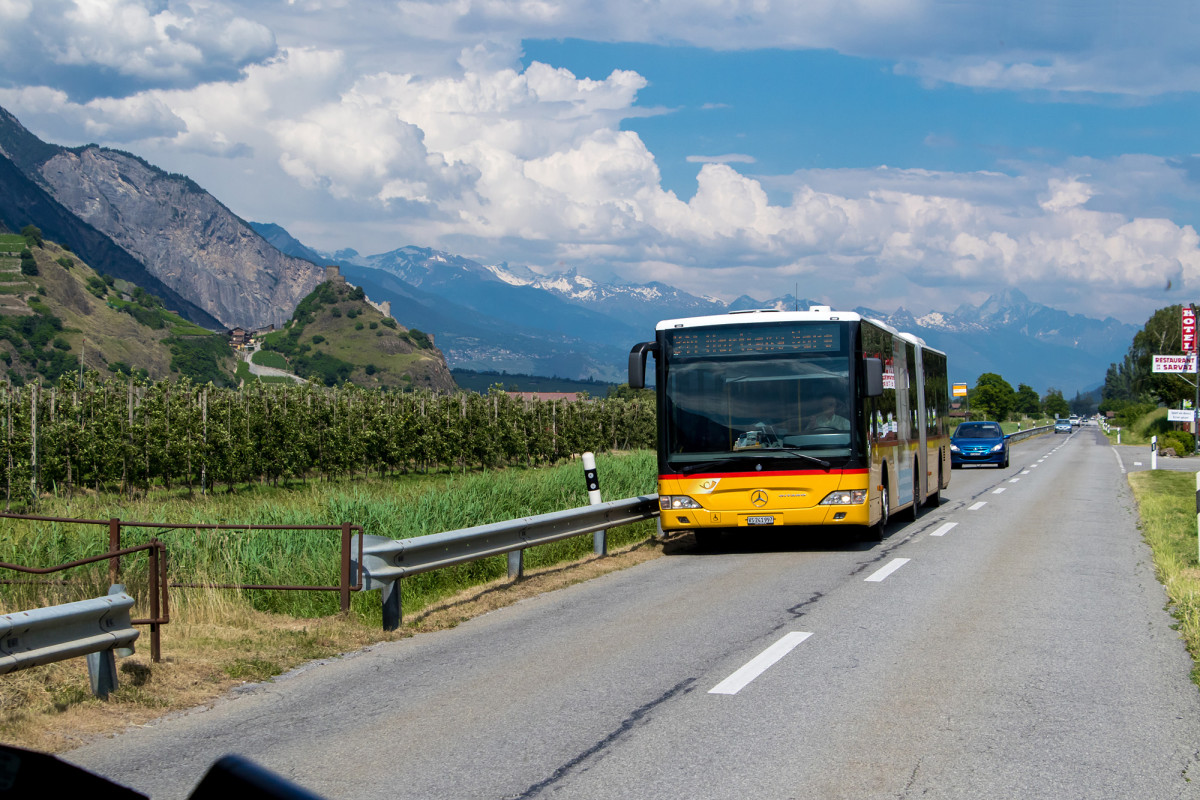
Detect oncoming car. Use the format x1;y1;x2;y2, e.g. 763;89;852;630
950;421;1009;468
1054;418;1072;434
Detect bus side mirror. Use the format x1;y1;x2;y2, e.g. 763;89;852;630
628;342;659;389
864;358;884;397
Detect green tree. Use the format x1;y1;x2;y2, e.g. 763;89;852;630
1042;388;1070;418
971;373;1015;421
1013;383;1041;416
1130;305;1196;407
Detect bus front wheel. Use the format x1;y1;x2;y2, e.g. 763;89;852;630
862;482;888;542
693;529;719;551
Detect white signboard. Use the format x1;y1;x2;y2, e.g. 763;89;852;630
1152;355;1198;373
1168;409;1197;422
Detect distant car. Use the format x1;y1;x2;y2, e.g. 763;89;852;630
1070;415;1080;427
950;421;1010;468
1054;418;1072;434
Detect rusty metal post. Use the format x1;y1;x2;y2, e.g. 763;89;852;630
158;539;169;628
148;539;161;663
340;522;352;614
108;518;120;585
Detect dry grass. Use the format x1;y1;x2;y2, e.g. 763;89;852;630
0;535;669;753
1128;470;1200;687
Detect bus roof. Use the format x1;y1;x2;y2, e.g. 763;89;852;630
653;307;942;354
654;307;869;331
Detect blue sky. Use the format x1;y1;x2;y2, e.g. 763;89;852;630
1;1;1199;326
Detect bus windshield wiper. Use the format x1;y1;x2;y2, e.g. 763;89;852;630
673;459;738;475
760;448;832;469
671;450;831;474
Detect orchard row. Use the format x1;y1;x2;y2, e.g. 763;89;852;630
0;374;656;505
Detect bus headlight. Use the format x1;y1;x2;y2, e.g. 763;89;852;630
660;496;703;510
819;490;867;506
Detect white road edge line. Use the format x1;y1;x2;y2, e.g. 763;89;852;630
865;557;911;582
930;522;957;537
969;501;987;510
709;631;814;695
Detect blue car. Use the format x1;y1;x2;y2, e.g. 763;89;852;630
950;421;1010;468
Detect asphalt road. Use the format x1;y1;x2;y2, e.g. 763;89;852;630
67;426;1200;799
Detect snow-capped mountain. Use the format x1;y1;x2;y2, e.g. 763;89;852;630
253;224;1137;393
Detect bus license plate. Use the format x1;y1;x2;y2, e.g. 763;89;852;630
746;516;775;526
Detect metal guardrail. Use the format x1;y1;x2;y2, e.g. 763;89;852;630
0;585;138;698
1009;424;1052;443
0;539;168;662
353;494;661;630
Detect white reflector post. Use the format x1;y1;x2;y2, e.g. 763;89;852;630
583;452;606;556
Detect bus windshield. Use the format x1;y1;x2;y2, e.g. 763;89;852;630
663;352;852;471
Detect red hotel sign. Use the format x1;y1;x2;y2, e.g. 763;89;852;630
1184;307;1196;352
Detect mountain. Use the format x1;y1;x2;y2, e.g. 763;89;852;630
260;226;1137;394
257;271;456;391
256;227;640;381
0;232;237;386
854;290;1138;393
0;108;322;330
0;132;221;329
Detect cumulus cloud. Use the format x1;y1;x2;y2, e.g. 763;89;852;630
0;0;276;100
0;0;1197;326
373;0;1200;96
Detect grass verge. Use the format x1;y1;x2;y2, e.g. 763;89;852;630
0;452;663;752
1128;470;1200;687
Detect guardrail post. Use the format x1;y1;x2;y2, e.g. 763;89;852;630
85;649;119;699
87;584;127;699
108;518;120;585
583;452;607;556
507;550;523;581
382;580;401;632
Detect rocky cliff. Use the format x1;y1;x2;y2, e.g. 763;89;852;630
0;107;322;330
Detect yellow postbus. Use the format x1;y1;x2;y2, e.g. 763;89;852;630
628;307;950;544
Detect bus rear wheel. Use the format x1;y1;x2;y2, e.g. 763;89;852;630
926;461;943;507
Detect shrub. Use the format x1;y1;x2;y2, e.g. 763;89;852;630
1160;430;1196;456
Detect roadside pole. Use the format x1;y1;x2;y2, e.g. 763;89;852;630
583;452;607;556
1193;304;1199;454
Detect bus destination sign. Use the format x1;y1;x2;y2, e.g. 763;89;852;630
669;324;841;358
